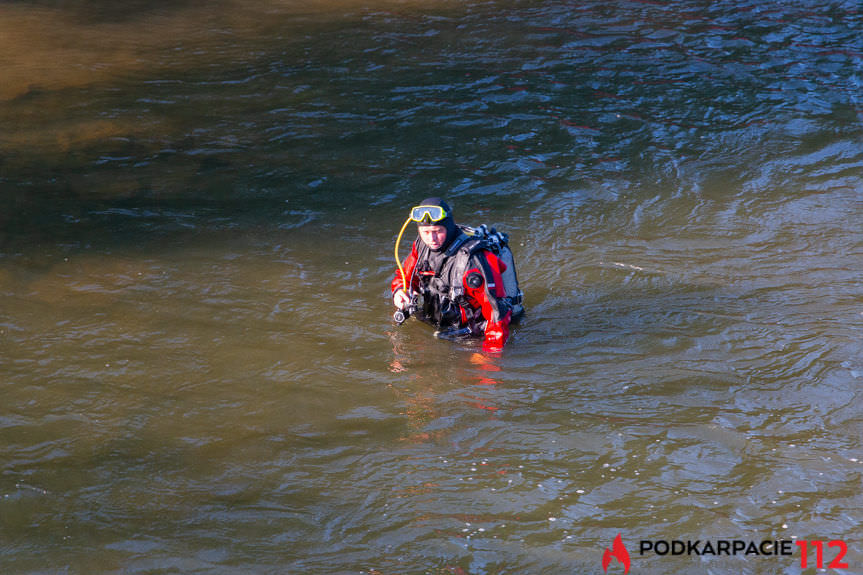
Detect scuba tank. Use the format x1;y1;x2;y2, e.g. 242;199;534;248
459;224;525;320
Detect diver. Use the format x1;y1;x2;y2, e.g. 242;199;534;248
391;197;522;351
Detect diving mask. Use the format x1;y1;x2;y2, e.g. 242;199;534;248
410;205;448;224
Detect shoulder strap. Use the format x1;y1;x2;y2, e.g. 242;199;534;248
444;231;472;257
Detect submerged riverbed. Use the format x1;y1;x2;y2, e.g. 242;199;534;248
2;1;862;573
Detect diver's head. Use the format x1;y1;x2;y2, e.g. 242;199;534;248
411;197;457;251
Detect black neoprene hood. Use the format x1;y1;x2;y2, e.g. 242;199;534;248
416;197;458;251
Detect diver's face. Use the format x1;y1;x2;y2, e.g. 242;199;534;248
418;225;447;250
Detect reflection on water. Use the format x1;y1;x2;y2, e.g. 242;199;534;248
2;0;863;573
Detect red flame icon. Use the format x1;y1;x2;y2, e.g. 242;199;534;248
602;533;630;573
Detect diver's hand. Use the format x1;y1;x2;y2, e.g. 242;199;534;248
393;289;411;310
482;311;511;353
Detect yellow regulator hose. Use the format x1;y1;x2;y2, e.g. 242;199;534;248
394;217;413;296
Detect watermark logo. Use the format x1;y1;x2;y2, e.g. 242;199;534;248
602;533;631;574
598;535;850;572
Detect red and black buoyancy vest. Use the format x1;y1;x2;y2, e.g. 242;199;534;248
412;229;512;329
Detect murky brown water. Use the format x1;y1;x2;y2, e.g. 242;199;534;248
2;1;862;574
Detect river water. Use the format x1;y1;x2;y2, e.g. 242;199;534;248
1;1;862;574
